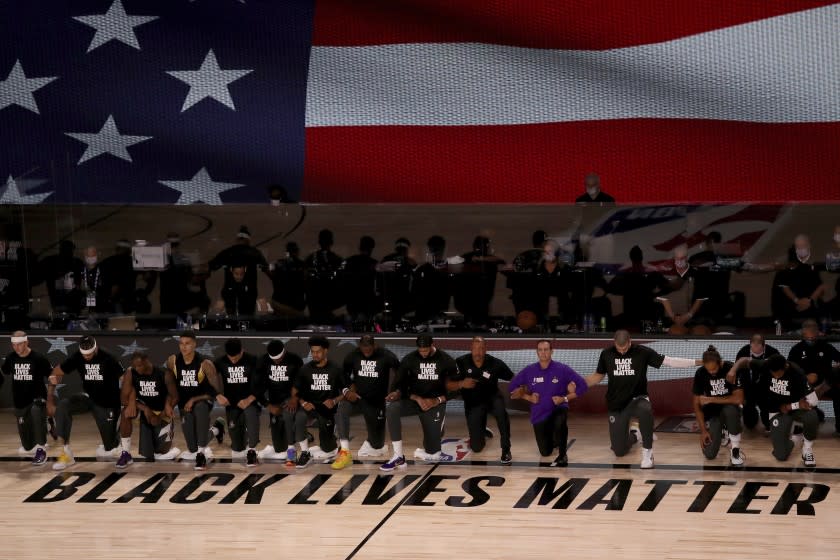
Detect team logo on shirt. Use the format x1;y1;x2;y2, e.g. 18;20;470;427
551;377;559;384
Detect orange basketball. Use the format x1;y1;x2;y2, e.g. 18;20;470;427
516;310;538;331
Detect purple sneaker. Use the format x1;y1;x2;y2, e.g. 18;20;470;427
32;447;47;466
116;450;133;469
380;455;406;472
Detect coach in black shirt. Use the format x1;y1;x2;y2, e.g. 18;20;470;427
787;319;840;432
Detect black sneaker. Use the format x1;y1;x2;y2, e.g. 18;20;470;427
246;449;258;468
500;450;512;465
550;453;568;467
213;417;226;445
296;450;313;469
194;451;207;471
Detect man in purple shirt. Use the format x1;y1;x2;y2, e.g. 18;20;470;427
509;340;588;467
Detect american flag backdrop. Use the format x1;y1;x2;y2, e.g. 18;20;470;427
1;0;838;205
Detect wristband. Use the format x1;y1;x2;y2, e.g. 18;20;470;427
791;402;800;410
342;388;350;396
437;396;443;404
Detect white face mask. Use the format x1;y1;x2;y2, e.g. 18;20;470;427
674;258;687;269
586;187;599;198
85;256;98;266
543;252;556;262
796;248;810;260
834;233;840;244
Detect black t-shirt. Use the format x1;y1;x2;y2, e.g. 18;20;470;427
1;350;52;409
735;344;780;385
776;262;822;299
214;353;259;404
343;347;400;402
295;360;345;404
596;344;665;411
257;352;304;405
60;349;123;408
394;349;457;399
172;352;216;408
787;340;840;385
131;366;170;412
692;361;742;418
575;191;615;204
453;353;514;407
755;361;812;414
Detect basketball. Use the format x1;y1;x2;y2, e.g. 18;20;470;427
516;310;538;332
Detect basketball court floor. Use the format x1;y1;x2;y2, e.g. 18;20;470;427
1;410;838;559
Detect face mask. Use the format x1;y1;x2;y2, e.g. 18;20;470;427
834;234;840;244
675;258;687;268
543;252;556;262
85;256;98;266
796;248;810;260
804;338;816;345
586;188;598;198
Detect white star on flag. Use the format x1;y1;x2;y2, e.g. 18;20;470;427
167;49;253;112
196;341;220;356
159;167;243;205
44;337;76;355
117;340;149;357
73;0;158;53
0;60;58;115
1;176;53;204
65;114;152;164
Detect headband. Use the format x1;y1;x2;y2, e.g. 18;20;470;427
269;349;286;361
80;342;97;356
11;336;27;344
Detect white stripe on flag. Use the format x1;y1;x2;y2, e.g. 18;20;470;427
306;4;840;127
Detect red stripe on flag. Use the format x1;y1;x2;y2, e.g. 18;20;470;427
303;120;840;203
312;0;836;49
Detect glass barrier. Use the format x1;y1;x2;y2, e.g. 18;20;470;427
1;203;838;335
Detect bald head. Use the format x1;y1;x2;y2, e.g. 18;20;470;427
614;330;631;352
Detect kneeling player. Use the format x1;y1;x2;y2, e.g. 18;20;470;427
256;340;305;464
692;347;748;465
116;351;180;468
214;338;261;467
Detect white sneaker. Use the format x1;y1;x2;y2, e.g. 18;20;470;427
178;450;197;462
790;433;804;448
802;448;816;468
231;450;247;460
358;441;388;457
730;447;745;466
18;445;35;454
154;447;181;461
203;447;215;462
258;445;288;460
310;446;335;460
413;448;434;461
96;445;118;460
641;447;654;469
53;450;75;471
317;449;337;463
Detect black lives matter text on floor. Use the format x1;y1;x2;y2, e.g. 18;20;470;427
22;472;830;515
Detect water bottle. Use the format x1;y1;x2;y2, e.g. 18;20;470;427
599;316;607;332
584;313;594;333
186;314;193;330
774;320;782;336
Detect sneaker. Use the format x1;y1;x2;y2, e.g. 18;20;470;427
285;448;297;467
116;450;133;469
641;447;654;469
246;449;258;468
427;452;454;463
295;450;313;469
231;449;247;460
155;447;181;461
194;451;207;471
380;455;406;472
53;450;75;471
484;427;495;439
17;445;34;454
258;445;287;461
331;449;353;470
358;441;388;457
730;447;745;466
500;450;512;465
313;448;337;462
203;447;215;462
550;453;568;467
213;417;226;444
721;429;731;448
32;447;47;466
802;449;816;468
178;450;197;462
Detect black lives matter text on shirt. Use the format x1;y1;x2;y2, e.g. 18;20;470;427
131;366;169;412
257;352;303;405
754;360;812;414
692;361;741;418
60;350;123;408
596;345;665;412
343;348;400;402
1;350;52;409
395;349;457;399
453;354;514;406
295;361;344;404
214;353;259;404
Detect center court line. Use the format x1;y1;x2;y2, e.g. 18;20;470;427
344;463;440;560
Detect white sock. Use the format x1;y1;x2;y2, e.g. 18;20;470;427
340;439;350;451
198;446;207;454
299;439;309;452
730;433;741;448
121;437;131;452
392;441;403;457
804;439;814;452
210;426;219;437
287;445;295;452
